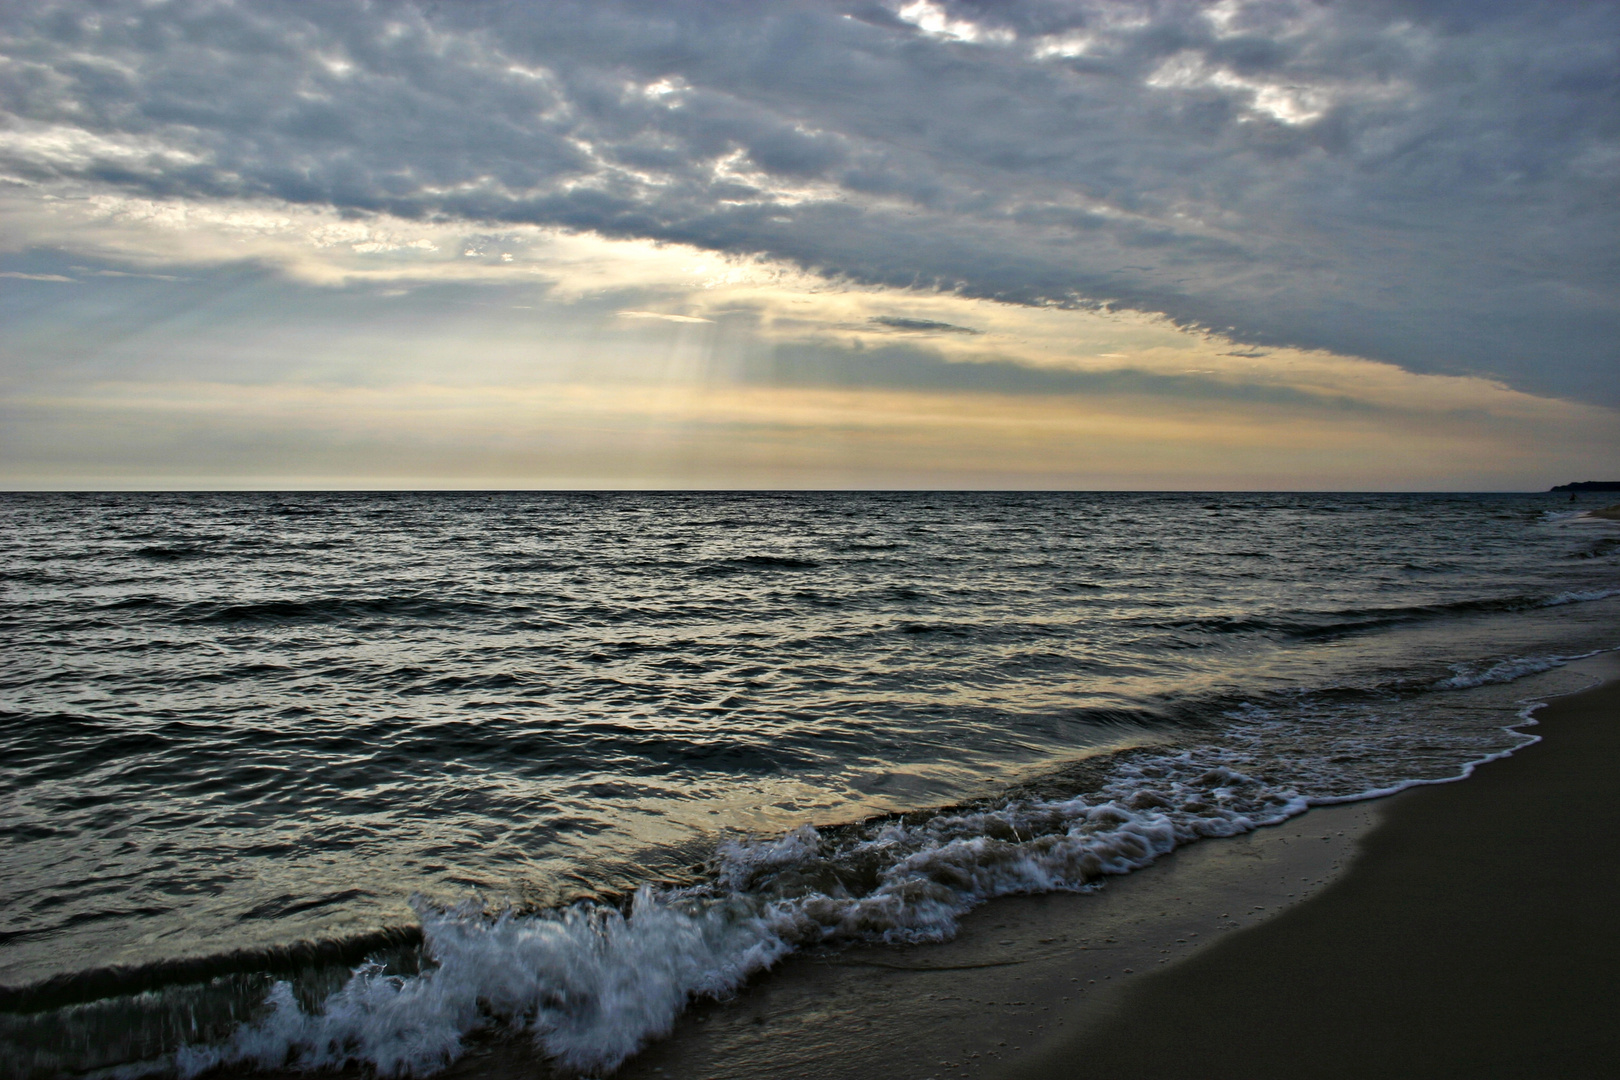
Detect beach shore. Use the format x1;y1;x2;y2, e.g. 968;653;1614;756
235;656;1620;1080
589;655;1620;1079
1010;651;1620;1079
428;799;1384;1080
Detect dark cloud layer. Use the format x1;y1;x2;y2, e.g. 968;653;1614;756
869;317;982;334
1;0;1616;401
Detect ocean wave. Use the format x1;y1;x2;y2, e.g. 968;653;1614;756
692;555;822;575
1539;587;1620;607
180;598;499;625
77;596;509;626
157;772;1272;1078
1431;649;1604;690
132;546;211;562
0;929;423;1016
1154;587;1620;642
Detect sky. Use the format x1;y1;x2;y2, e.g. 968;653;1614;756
1;0;1616;490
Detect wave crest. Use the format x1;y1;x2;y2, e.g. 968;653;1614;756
167;765;1293;1077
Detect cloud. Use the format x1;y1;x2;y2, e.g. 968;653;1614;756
868;316;982;334
0;1;1616;402
79;268;185;280
617;310;714;323
0;271;75;281
754;339;1364;409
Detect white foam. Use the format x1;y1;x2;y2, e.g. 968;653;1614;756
1432;648;1606;690
1302;659;1611;806
167;892;789;1077
1434;655;1564;690
145;775;1292;1077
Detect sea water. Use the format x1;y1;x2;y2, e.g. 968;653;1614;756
2;491;1616;1076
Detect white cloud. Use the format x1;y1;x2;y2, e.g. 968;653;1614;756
1146;51;1331;125
1030;32;1096;60
616;310;713;323
895;1;1015;45
0;122;204;173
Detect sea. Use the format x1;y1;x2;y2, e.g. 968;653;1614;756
2;491;1617;1078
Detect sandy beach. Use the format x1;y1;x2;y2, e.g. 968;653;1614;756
1013;653;1620;1079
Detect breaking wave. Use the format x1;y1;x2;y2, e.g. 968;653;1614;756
160;772;1273;1078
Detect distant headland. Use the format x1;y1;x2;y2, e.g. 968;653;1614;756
1550;481;1620;492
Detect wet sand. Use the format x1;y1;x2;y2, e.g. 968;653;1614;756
1011;655;1620;1079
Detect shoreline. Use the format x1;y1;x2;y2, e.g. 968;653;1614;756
457;656;1618;1080
210;655;1619;1080
609;801;1383;1080
419;801;1384;1080
1010;651;1620;1079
